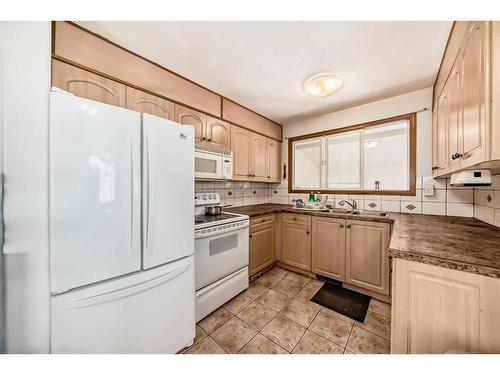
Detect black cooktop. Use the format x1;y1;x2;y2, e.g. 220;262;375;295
194;213;239;225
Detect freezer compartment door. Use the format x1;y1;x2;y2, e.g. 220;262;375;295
50;91;141;293
142;114;194;269
51;255;195;354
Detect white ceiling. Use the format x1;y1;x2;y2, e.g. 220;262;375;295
78;21;452;124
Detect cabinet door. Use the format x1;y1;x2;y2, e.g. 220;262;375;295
251;134;268;181
206;116;231;150
391;258;500;354
174;104;206;144
282;223;311;271
126;87;174;120
266;139;281;182
461;22;488;168
249;222;275;276
231;125;252;180
312;217;346;281
434;89;449;175
447;62;462;171
52;59;126;107
345;220;390;295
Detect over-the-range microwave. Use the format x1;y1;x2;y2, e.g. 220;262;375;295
194;145;233;180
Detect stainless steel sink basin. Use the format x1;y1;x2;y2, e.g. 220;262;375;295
327;208;352;214
292;206;329;212
350;210;389;217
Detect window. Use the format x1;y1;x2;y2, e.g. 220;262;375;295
289;113;416;195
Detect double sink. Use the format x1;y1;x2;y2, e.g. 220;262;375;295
292;206;389;217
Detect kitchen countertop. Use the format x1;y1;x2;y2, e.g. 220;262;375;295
226;204;500;278
226;203;395;224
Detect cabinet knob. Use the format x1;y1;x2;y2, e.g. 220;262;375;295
306;231;310;234
340;224;344;228
267;176;271;178
207;138;211;142
202;137;207;140
431;166;438;171
249;234;253;238
293;217;297;221
347;224;351;229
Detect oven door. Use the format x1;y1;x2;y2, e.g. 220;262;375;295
194;151;223;180
194;224;249;290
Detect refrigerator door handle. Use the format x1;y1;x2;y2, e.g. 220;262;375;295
143;131;150;256
68;261;191;309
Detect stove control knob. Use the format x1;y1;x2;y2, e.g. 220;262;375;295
202;194;207;200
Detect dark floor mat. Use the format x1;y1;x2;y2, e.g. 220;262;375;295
311;281;371;323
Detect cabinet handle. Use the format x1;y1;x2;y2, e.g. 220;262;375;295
249;234;253;238
340;224;344;228
207;138;212;142
306;231;310;234
267;176;271;178
202;137;207;140
431;166;438;171
347;224;351;229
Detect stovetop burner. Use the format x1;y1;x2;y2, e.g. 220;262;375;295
194;213;239;225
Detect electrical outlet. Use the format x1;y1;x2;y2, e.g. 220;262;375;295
423;184;435;197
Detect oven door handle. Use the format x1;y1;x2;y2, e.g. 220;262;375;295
195;220;249;239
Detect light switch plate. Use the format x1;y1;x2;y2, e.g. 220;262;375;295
423;184;435;196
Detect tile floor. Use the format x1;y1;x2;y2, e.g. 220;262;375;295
182;266;391;354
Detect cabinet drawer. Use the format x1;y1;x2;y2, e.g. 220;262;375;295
250;214;276;228
282;213;311;226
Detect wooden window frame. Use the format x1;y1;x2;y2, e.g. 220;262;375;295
288;112;417;196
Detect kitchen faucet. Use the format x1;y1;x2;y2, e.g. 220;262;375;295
338;198;357;211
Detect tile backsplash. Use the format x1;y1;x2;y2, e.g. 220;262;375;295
267;176;475;218
473;174;500;228
197;174;500;228
195;181;274;207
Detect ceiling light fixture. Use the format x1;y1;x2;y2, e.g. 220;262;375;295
304;73;342;97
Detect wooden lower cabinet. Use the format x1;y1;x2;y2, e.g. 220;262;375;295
392;258;500;353
311;217;346;282
52;59;126;107
249;215;276;276
281;215;311;271
345;220;390;295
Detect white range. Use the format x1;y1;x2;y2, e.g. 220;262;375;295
194;193;249;321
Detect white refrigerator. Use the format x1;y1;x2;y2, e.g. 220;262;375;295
49;91;195;353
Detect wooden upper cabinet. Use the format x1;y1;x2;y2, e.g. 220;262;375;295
52;59;126;107
174;104;207;143
126;87;174;120
267;139;281;182
432;21;496;176
312;217;346;282
206;116;231;150
435;91;449;175
345;220;390;295
231;125;252;180
251;134;268;181
446;61;462;171
461;22;488;168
